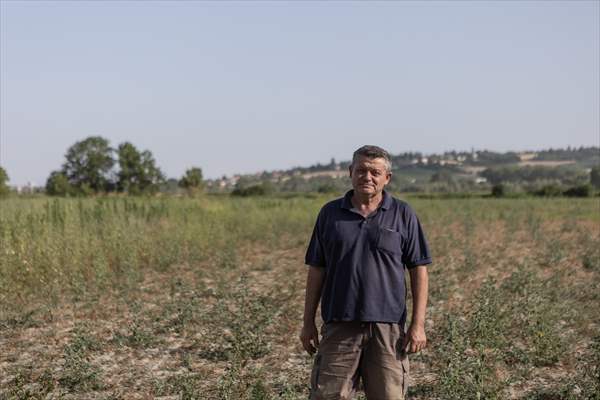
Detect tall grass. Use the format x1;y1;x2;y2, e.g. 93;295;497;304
0;196;321;315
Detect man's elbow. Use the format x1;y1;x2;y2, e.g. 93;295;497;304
409;265;428;277
308;265;326;279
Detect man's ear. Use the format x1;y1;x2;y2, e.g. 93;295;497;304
348;165;353;178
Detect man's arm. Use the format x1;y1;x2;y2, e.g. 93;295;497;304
402;265;429;353
299;266;326;355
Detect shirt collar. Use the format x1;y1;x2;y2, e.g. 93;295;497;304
341;189;392;211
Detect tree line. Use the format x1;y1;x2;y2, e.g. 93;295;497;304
481;165;590;186
44;136;204;196
1;142;598;198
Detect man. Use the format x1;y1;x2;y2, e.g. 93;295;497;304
300;145;431;400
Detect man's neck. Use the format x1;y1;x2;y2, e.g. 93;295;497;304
351;191;383;216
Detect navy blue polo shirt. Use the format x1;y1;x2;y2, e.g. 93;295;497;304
305;190;432;326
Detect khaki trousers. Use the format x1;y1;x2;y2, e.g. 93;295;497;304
310;321;410;400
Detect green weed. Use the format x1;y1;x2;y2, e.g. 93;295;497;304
58;325;103;392
152;372;206;399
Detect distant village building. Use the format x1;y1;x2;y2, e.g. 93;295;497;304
518;152;537;162
213;175;241;189
443;160;461;166
16;182;36;194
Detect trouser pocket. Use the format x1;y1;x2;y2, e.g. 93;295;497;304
400;354;410;396
309;353;322;399
394;325;410;397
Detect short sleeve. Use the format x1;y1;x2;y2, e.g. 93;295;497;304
401;207;432;268
305;210;326;268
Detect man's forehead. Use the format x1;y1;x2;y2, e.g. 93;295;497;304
354;156;388;169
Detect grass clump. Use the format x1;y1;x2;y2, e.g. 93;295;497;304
430;267;570;399
202;275;279;363
2;367;55;400
152;372;207;400
217;366;271;400
112;319;158;348
58;325;104;392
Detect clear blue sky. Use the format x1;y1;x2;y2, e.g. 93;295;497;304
1;1;598;186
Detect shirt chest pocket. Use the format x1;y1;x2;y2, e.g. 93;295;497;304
376;227;403;255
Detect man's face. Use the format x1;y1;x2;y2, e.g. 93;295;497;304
349;156;391;196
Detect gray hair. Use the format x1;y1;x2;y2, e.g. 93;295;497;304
352;145;392;172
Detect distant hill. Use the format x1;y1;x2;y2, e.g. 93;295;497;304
206;146;599;194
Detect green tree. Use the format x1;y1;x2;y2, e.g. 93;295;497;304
138;150;165;193
117;142;164;194
535;184;562;197
591;165;600;189
231;182;272;197
62;136;115;193
45;171;73;196
481;165;587;186
0;166;9;197
563;184;592;197
430;170;455;184
179;167;204;191
491;184;505;197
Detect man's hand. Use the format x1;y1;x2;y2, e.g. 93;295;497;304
402;323;427;353
300;322;320;355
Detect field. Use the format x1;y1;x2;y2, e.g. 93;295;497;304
1;195;599;399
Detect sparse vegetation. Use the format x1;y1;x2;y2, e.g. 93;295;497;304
0;195;598;398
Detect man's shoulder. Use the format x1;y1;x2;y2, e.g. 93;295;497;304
388;195;414;213
319;196;344;215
